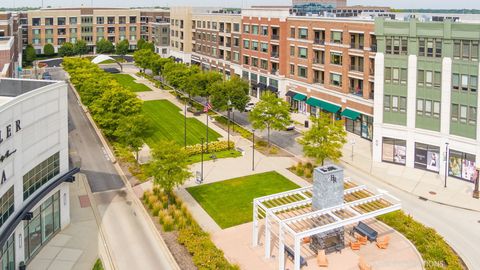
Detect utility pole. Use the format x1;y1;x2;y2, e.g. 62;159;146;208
252;129;255;171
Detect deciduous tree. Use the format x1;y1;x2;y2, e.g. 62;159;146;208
149;140;192;201
43;43;55;56
58;42;75;57
24;44;36;65
114;114;152;161
298;112;347;165
249;92;291;147
115;39;129;59
210;76;250;112
96;39;115;54
74;40;88;56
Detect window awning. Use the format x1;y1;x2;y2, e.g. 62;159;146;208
306;97;341;113
341;109;361;120
293;93;307;101
285;91;296;97
267;85;278;92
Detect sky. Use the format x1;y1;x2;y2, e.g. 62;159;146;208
3;0;480;9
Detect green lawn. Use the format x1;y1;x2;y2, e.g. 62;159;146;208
143;100;221;146
111;73;151;92
187;171;300;228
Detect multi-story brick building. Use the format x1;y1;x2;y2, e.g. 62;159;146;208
373;16;480;182
26;8;169;54
0;12;22;77
292;0;347;8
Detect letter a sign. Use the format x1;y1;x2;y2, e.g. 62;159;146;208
1;170;6;185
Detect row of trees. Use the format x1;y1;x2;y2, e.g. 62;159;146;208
63;57;151;159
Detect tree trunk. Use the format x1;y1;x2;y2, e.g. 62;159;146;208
135;150;139;162
321;158;324;166
267;125;271;149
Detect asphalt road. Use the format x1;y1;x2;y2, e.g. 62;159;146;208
52;68;179;270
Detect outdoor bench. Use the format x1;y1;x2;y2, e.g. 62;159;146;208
353;221;378;242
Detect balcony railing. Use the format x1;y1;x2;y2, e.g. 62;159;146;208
271;52;279;58
313;58;324;65
271;34;279;40
314;78;324;84
369;91;374;100
371;44;377;52
349;87;364;97
350;42;364;50
349;64;364;72
314;38;325;45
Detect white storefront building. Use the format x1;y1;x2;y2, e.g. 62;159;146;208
0;78;77;268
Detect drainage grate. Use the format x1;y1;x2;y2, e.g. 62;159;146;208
429;191;437;195
418;196;428;201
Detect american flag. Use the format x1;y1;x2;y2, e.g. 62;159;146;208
203;102;212;113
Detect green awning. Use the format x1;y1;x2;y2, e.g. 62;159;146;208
293;93;307;101
341;109;361;120
306;97;341;113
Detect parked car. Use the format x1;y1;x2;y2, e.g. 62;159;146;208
286;121;295;131
244;102;255;112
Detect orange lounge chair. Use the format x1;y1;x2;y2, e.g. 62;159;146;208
376;235;390;249
357;235;368;245
302;237;311;244
317;250;328;267
358;257;372;270
350;241;361;250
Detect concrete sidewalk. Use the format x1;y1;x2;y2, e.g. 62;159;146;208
340;132;480;212
29;174;104;270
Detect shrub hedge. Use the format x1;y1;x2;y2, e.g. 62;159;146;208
214;115;252;139
377;210;464;270
142;188;239;270
185;141;235;156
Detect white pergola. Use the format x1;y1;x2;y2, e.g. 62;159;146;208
252;178;401;270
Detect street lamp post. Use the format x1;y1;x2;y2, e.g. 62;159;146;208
351;139;356;161
227;99;231;149
184;96;187;148
444;142;449;188
200;137;204;183
252;129;255;171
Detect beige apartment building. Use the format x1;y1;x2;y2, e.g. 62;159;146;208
27;7;169;54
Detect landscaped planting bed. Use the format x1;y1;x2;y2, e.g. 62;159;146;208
186;171;300;228
143;100;221;146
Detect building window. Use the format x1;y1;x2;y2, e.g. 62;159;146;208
243;40;250;49
452;73;477;92
243;24;250;33
454;40;479;61
0;234;14;270
330;73;342;87
449;150;476;182
23;153;60;200
290;27;295;38
382;137;406;165
385;36;408;55
330;52;342;65
0;186;14;227
252;41;258;51
260;42;268;53
298;28;308;39
252;57;258;67
290;64;295;75
450;104;479;125
96;17;104;24
261;26;268;36
129;16;137;23
290;46;295;56
331;31;342;44
419;38;442;57
384;95;391;111
252;25;259;35
233;23;240;32
298;66;307;78
414;143;440;172
243;56;250;65
57;17;66;26
385;67;407;85
298;47;308;58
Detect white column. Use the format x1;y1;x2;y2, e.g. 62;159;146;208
264;215;271;258
476;62;480;166
294;236;301;270
252;202;258;247
372;52;385;162
278;224;285;270
60;182;70;229
406;54;418;168
440;57;453;176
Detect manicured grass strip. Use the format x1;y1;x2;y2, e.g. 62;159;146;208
187;171;299;228
111;73;151;92
143;100;221;146
378;210;464;270
186;149;242;165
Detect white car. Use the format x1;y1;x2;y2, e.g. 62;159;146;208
286;122;295;131
244;102;255;112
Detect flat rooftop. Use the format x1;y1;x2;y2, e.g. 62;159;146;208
0;78;57;98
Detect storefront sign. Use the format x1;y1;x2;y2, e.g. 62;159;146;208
0;120;21;145
382;137;406;165
449;150;476;182
414;143;440;172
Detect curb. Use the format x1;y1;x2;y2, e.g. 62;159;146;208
68;81;181;270
340;158;480;213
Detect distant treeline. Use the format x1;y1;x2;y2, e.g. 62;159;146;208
392;9;480;14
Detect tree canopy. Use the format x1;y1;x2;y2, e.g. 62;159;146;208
96;39;115;54
74;40;88;56
249;92;291;147
58;42;75;57
210;76;250;112
43;43;55;56
24;44;36;65
298;112;347;165
116;39;129;57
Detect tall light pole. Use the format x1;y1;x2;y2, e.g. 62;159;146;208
227;99;231;149
351;139;356;161
201;137;204;183
184;96;187;148
444;142;449;188
252;129;255;171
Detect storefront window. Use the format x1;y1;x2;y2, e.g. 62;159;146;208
382;137;406;165
345;115;373;141
449;150;476;182
24;191;61;261
0;234;14;270
414;143;440;172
